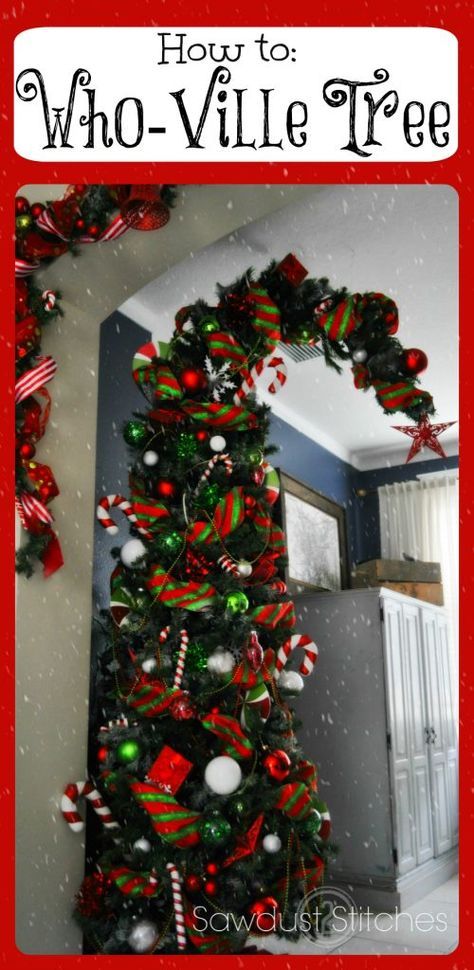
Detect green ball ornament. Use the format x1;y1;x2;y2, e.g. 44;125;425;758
157;530;183;557
196;482;222;512
199;315;220;335
246;447;264;466
200;814;232;847
225;590;249;614
123;420;148;446
116;739;141;764
228;796;249;818
295;324;313;343
16;212;33;232
176;432;197;460
302;809;322;837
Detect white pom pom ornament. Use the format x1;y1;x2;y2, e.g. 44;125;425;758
209;434;227;452
205;756;242;795
278;670;305;694
206;649;235;676
262;833;282;853
142;450;159;467
120;538;147;568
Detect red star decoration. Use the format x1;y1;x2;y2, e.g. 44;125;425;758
222;813;264;868
392;414;457;463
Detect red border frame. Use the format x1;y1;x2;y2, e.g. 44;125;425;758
1;4;471;968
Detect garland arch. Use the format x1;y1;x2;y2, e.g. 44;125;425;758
60;253;436;954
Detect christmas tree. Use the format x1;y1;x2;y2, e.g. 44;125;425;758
66;254;434;954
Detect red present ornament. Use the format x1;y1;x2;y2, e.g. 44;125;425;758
26;461;59;502
276;253;308;287
147;744;193;795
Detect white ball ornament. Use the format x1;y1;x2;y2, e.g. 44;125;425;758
352;348;368;364
262;833;282;854
237;559;253;578
207;649;235;676
133;837;151;853
141;657;157;674
278;670;305;694
142;450;159;467
209;434;227;452
127;920;159;953
120;538;147;568
205;756;242;795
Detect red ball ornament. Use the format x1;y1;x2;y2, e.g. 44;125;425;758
400;347;429;376
263;749;291;782
39;484;53;502
184;874;202;894
248;896;280;934
204;879;218;896
195;429;208;442
75;217;85;231
251;466;265;486
18;441;36;460
30;202;45;219
74;184;86;193
205;862;219;876
97;745;109;763
15;196;29;214
180;367;207;395
169;694;197;720
88;223;100;238
156;478;177;500
210;706;220;715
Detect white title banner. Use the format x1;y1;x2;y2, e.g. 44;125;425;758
14;27;457;162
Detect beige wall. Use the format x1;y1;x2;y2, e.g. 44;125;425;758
15;183;314;953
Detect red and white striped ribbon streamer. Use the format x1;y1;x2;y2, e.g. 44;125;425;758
79;214;129;244
274;633;319;679
61;780;119;834
15;257;40;277
96;493;152;539
35;207;70;241
166;862;187;951
173;630;190;689
233;355;287;404
19;491;54;526
15;355;57;405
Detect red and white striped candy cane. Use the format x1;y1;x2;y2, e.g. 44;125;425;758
42;289;57;312
96;494;152;539
173;629;190;689
233;355;287;405
217;554;240;577
166;863;186;951
196;453;233;489
159;625;171;646
61;780;119;834
274;633;319;680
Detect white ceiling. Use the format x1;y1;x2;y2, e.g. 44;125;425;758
120;185;458;471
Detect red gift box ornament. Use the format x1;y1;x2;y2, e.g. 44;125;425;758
276;253;308;287
121;185;170;231
146;745;193;795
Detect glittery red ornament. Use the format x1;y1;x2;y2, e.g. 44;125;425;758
245;631;264;671
180;367;207;395
156;479;177;500
248;896;280;934
30;202;45;219
204;879;218;896
97;745;109;763
75;872;110;918
195;429;208;442
251;466;265;486
169;694;198;720
18;441;36;460
184;874;202;894
15;196;29;214
400;347;429;376
263;749;291;782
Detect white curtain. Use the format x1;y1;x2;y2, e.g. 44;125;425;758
378;474;459;702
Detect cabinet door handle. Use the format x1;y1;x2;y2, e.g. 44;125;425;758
430;727;438;743
424;727;431;744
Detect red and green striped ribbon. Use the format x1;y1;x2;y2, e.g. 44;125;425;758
274;782;313;820
249;284;281;351
352;363;370;389
147;564;217;610
130;781;201;847
372;380;432;413
184;907;232;954
201;712;253;760
188;487;245;547
318;294;362;342
131;495;171;533
153;362;183;401
205;330;247;366
181;400;258;430
127;675;185;717
295;759;318;791
107;866;160;897
250;601;296;631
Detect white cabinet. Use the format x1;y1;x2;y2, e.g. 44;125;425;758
294;588;458;910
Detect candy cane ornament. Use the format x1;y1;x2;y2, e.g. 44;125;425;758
196;453;233;490
262;461;280;506
96;494;153;540
61;780;119;834
173;629;190;688
233;355;287;405
217;554;240;577
274;633;319;680
42;289;57;312
166;862;187;951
